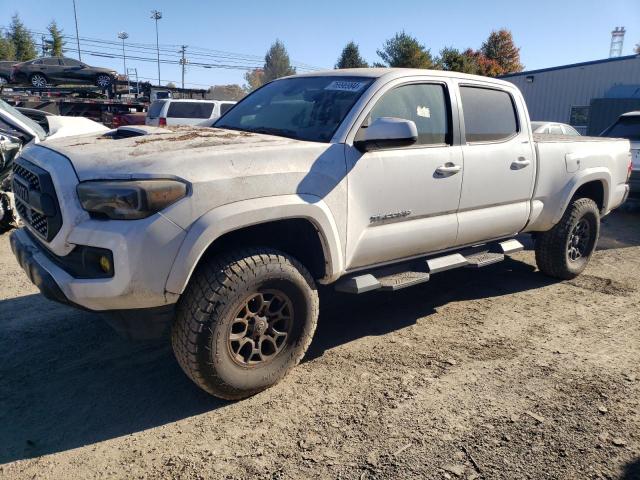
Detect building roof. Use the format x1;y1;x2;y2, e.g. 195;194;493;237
500;54;639;78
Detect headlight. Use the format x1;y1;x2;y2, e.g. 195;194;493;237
77;179;187;220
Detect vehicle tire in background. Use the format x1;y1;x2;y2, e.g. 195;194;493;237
535;197;600;279
0;193;14;233
96;74;112;89
172;247;319;400
29;73;48;88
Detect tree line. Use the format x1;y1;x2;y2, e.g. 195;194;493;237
237;29;524;97
0;14;64;61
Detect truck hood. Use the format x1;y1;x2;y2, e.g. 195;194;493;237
41;126;321;181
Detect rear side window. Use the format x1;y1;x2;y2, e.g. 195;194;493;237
147;100;166;118
42;58;61;66
368;83;450;145
167;102;215;119
460;86;518;142
220;103;235;116
549;125;563;135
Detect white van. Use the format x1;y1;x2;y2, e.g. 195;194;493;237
146;99;236;126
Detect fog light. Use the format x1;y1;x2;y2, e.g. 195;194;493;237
99;255;112;274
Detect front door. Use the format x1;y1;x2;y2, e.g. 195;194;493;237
455;83;536;246
345;80;463;270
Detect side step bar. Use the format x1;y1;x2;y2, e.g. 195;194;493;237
335;239;524;294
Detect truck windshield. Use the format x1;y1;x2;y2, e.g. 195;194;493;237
602;116;640;141
214;76;373;142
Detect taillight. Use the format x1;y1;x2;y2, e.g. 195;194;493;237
158;117;167;126
627;153;633;182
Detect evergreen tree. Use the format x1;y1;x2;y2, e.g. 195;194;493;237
0;36;16;61
8;14;37;61
263;40;295;83
335;41;368;69
48;20;65;56
377;31;434;69
480;29;523;74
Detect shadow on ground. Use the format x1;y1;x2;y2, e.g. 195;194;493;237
1;209;636;463
0;256;558;464
621;458;640;480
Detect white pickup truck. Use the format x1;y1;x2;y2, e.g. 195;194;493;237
9;69;632;399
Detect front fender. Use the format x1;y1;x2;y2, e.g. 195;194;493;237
164;194;344;295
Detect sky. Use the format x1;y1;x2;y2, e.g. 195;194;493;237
0;0;638;89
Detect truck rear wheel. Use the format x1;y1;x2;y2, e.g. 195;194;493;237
172;247;319;400
535;198;600;279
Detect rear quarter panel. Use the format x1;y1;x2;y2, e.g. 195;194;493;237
524;135;631;232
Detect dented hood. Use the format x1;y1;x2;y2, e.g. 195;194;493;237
41;126;313;181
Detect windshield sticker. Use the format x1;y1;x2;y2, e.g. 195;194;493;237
416;106;431;118
325;80;366;92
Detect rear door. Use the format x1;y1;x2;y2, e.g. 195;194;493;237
166;101;215;125
455;82;535;246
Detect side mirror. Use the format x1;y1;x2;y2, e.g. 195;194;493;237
354;117;418;152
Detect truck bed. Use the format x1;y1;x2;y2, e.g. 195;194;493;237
533;133;617;143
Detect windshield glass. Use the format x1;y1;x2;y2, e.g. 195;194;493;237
0;99;47;141
602;116;640;141
215;76;374;142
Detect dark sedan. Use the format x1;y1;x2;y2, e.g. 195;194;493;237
11;56;117;89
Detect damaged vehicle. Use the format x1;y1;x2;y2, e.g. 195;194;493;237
0;100;108;231
9;69;632;400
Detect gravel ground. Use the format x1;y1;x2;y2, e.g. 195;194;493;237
0;211;639;480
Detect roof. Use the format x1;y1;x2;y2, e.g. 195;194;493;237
500;54;639;78
621;111;640;117
290;67;515;87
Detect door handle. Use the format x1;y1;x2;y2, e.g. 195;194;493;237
435;163;462;176
511;157;531;169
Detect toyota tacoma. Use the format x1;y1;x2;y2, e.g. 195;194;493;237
9;69;632;399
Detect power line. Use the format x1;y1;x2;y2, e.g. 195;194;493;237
4;25;324;72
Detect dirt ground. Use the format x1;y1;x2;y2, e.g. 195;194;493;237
0;211;639;480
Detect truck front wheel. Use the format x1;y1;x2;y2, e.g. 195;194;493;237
535;198;600;279
172;248;319;400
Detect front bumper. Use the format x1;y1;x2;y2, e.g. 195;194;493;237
10;227;178;339
10;228;75;307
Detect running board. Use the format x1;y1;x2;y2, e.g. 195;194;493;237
335;239;524;294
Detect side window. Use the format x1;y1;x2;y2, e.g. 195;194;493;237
63;58;82;67
33;60;43;65
460;86;518;142
167;102;215;119
368;83;450;145
549;125;563;135
42;58;60;66
220;103;235;116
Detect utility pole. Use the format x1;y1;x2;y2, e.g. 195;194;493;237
118;32;129;94
72;0;82;61
179;45;188;89
150;10;162;86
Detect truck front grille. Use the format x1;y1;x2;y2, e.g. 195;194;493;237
12;158;63;241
